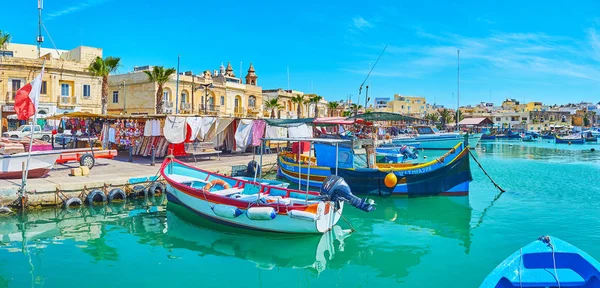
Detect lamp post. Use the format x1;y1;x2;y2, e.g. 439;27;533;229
200;83;211;114
122;80;126;115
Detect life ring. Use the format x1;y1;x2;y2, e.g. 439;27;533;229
108;188;126;203
86;189;107;205
203;179;231;192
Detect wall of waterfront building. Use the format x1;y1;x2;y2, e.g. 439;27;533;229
387;94;427;116
108;67;264;117
0;43;103;132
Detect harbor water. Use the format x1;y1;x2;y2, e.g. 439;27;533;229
1;140;600;287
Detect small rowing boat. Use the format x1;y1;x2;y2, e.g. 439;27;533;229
480;235;600;287
161;157;376;234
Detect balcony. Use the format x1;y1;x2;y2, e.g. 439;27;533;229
247;106;260;116
58;95;76;107
180;102;192;112
199;104;219;115
233;107;245;116
163;101;174;114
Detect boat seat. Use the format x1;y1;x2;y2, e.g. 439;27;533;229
209;188;244;196
168;174;209;184
516;268;585;286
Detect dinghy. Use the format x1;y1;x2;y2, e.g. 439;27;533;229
161;157;375;234
480;235;600;287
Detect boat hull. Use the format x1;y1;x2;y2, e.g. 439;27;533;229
391;134;481;150
165;185;341;234
555;136;585;144
0;151;60;179
278;144;472;197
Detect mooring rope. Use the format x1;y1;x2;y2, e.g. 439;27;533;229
469;149;505;193
335;208;356;233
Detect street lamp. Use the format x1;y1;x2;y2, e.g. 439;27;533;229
198;83;213;114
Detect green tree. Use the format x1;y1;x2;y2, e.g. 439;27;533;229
88;56;121;114
291;94;304;118
439;108;451;128
342;110;353;117
349;103;363;117
308;95;324;117
327;101;339;117
264;97;282;119
0;30;10;50
144;66;176;114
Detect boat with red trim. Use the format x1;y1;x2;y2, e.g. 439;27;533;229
161;157;375;234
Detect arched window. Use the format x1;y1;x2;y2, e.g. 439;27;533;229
248;95;256;108
562;115;566;122
220;96;225;106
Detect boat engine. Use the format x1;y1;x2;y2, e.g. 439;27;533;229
400;145;419;161
320;175;376;212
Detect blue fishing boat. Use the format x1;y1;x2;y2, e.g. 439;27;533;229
541;133;555;140
522;135;536;142
555;135;584;144
275;138;471;197
481;133;497;140
481;235;600;287
375;145;419;164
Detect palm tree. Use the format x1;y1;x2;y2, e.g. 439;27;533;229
291;94;304;118
0;30;10;50
88;56;121;114
144;66;176;114
349;103;362;117
264;97;282;119
327;102;339;117
439;108;451;128
342;110;353;117
309;95;323;117
456;110;464;122
426;113;439;123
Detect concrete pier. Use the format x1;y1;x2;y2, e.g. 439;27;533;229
0;153;278;207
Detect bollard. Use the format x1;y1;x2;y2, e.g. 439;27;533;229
128;146;133;162
150;145;155;166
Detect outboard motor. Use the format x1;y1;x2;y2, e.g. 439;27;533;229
320;175;376;212
400;145;419;161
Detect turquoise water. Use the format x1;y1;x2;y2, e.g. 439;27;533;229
1;139;600;287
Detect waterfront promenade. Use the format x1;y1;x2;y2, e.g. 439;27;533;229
0;153;277;207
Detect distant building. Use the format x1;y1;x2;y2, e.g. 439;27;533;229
373;97;389;109
387;94;427;116
501;98;520;111
0;43;103;133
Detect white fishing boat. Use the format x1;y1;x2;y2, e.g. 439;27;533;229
0;151;61;179
162;139;376;234
391;126;481;149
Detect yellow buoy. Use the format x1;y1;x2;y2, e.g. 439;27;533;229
384;172;398;188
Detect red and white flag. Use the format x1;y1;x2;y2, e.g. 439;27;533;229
15;66;44;120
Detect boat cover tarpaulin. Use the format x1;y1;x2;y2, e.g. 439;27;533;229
234;119;254;151
346;112;423;122
264;118;315;127
287;124;312;138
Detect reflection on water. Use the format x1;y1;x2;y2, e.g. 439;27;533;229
479;140;600;164
0;191;475;287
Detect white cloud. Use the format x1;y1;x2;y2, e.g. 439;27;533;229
47;0;110;20
351;16;373;31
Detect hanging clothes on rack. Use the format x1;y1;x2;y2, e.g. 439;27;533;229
199;117;216;141
163;116;187;144
251;120;266;146
186;116;203;140
144;119;153;136
234;119;254;152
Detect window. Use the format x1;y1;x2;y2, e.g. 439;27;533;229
496;117;501;121
0;51;14;57
34;126;41;132
220;96;225;105
61;83;70;96
83;85;91;98
181;92;187;103
11;80;21;99
521;117;527;121
41;81;47;95
112;91;119;103
22;126;30;132
163;91;169;102
248;96;256;108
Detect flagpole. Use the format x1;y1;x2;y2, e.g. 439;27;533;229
20;62;45;204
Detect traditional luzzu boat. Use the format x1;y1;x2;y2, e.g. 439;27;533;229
161;156;376;234
480;235;600;287
390;125;482;150
555;134;584;144
275;137;472;197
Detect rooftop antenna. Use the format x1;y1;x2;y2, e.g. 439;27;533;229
358;45;387;108
37;0;44;58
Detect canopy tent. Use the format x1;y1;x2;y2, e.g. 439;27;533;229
313;117;355;126
264;118;315;127
46;111;116;120
346;111;423;122
458;117;494;126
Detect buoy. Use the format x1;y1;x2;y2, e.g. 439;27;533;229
568;141;572;145
246;207;276;220
423;156;428;159
384;172;398;188
288;210;317;222
592;148;596;152
212;204;243;219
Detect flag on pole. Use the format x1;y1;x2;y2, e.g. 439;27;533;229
14;66;44;120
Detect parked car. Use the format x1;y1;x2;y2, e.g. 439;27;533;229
3;125;53;141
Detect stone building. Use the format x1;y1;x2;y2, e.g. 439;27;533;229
528;111;573;131
0;43;103;132
262;88;306;119
107;62;263;117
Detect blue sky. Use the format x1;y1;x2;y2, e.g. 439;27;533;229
3;0;600;107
